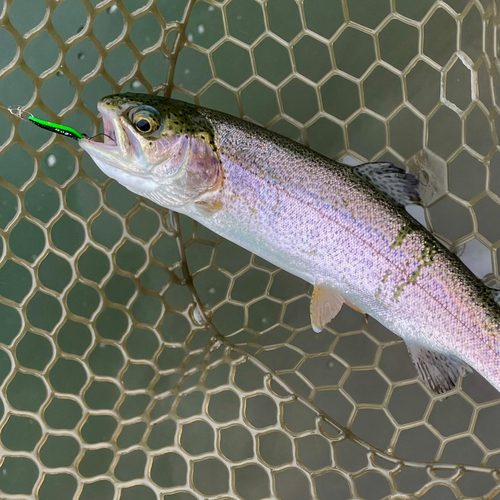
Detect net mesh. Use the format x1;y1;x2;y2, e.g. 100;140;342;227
0;0;500;498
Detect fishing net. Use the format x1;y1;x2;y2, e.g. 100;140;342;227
0;0;500;498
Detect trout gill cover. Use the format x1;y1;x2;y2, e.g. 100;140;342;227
80;93;500;395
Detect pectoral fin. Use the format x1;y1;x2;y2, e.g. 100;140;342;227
406;342;471;395
310;286;344;333
195;198;223;215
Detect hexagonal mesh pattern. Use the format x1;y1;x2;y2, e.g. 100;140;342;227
1;0;500;498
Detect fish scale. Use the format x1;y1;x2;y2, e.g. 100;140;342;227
80;93;500;394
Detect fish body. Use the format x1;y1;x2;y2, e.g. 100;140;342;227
80;94;500;394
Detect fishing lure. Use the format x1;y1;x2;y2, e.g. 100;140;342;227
26;116;87;140
2;105;87;140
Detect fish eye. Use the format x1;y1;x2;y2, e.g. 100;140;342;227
135;118;153;133
130;107;160;134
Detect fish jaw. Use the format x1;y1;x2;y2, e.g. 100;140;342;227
79;104;162;194
84;154;161;194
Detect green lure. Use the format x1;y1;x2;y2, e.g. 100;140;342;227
2;104;89;140
27;116;86;140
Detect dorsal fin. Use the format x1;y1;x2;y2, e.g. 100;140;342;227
480;279;500;307
355;162;421;206
488;288;500;306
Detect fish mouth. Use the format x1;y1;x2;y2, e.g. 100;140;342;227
79;108;122;153
79;104;160;192
86;103;131;155
102;112;117;147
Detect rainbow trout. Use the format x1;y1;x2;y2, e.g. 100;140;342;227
80;93;500;395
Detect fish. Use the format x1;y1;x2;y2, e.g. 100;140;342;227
80;93;500;395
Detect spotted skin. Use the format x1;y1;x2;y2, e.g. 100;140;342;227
80;93;500;394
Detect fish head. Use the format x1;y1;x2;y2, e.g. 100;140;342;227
79;93;222;208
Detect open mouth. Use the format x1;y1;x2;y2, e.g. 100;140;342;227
79;110;131;160
81;101;129;152
79;107;159;192
79;119;160;192
83;111;135;157
103;114;117;146
91;113;121;149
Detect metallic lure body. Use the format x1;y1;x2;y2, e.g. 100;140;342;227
80;94;500;394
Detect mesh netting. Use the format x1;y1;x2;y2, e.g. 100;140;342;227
1;0;500;498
